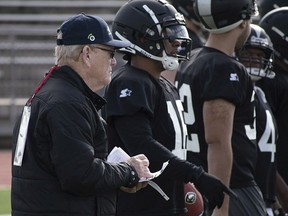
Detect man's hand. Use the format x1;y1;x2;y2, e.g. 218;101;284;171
121;154;152;193
127;154;153;179
120;182;149;193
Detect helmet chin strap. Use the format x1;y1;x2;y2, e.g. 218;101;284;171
129;45;180;70
131;45;180;70
115;31;180;70
160;51;180;70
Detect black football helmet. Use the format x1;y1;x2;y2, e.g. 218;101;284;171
237;24;274;80
112;0;192;70
169;0;201;25
259;0;288;18
193;0;258;33
259;7;288;66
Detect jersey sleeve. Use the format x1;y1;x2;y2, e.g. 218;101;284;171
202;57;249;105
105;68;158;119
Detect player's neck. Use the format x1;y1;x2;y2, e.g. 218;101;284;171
205;33;236;56
131;55;163;79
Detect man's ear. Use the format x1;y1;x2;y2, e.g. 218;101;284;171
81;46;91;57
81;45;93;67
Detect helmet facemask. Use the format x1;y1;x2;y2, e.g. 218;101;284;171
238;48;275;81
157;22;192;70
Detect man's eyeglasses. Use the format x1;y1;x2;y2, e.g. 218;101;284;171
94;47;116;59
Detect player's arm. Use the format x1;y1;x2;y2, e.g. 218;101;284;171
203;98;234;216
114;112;175;164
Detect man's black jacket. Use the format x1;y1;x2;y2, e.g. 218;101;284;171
11;66;135;216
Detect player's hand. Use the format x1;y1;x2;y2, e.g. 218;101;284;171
120;182;149;193
194;172;238;210
127;154;153;179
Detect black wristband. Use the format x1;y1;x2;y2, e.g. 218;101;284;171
274;208;288;216
124;165;140;188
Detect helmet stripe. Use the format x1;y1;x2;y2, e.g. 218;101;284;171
272;26;288;42
143;4;162;35
197;0;217;29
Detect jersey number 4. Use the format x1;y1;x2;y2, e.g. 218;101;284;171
245;91;276;163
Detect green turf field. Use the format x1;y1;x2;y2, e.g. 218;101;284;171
0;188;11;214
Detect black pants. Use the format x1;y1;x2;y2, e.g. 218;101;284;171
203;186;266;216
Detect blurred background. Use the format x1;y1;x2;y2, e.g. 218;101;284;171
0;0;127;148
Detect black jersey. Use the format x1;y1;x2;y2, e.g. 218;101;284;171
257;65;288;185
175;47;257;189
103;64;204;216
252;86;277;205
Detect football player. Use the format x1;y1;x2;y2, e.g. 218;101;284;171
257;7;288;212
102;0;234;215
236;23;277;216
169;0;206;50
162;0;207;83
175;0;267;215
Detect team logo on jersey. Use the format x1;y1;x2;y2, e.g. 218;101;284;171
229;73;239;81
120;88;132;98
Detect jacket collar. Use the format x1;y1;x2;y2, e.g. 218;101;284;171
52;65;106;111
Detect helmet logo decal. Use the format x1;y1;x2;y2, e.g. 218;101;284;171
250;35;269;45
175;12;185;21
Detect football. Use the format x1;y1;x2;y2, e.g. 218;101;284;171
183;182;204;216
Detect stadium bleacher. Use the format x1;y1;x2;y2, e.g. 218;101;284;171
0;0;126;146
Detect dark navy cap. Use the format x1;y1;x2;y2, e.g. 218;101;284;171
56;13;130;48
